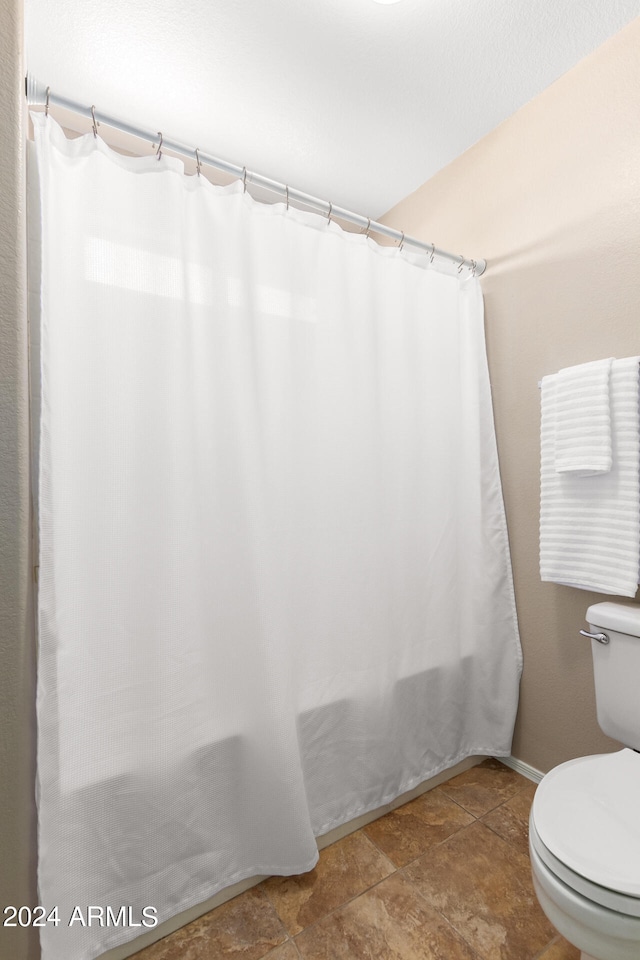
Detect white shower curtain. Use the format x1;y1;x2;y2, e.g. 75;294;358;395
32;113;521;960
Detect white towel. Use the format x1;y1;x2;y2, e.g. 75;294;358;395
554;358;614;475
540;357;640;597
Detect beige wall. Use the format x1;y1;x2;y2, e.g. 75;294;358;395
0;0;39;958
382;17;640;773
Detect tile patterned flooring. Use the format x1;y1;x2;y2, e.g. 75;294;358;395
131;759;580;960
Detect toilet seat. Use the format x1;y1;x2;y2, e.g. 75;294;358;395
530;815;640;918
531;749;640;911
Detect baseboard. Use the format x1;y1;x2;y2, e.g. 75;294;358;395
499;754;544;783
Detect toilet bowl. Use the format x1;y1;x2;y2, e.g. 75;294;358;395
529;750;640;960
528;603;640;960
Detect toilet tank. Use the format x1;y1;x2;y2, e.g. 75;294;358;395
586;602;640;750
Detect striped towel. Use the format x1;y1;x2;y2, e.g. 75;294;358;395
554;358;613;475
540;357;640;597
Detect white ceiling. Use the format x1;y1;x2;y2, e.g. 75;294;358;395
25;0;640;218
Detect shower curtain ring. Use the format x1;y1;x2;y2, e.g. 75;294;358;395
195;148;202;176
242;167;247;193
471;259;477;278
457;255;465;274
156;132;163;160
327;201;332;223
45;86;50;117
399;231;405;251
429;242;435;264
285;185;289;209
91;105;99;138
365;218;371;237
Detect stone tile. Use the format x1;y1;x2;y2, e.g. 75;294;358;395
482;780;537;857
534;936;581;959
263;942;301;960
295;871;478;960
405;820;556;960
438;758;529;817
130;887;287;960
363;786;474;867
262;830;395;936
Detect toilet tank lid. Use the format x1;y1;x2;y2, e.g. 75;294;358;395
587;601;640;636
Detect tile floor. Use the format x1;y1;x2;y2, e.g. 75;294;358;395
131;758;580;960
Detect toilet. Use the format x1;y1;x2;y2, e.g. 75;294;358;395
529;602;640;960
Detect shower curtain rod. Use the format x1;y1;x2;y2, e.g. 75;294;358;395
26;75;486;278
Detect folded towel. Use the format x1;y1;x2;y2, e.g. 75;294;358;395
554;358;614;475
540;357;640;597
